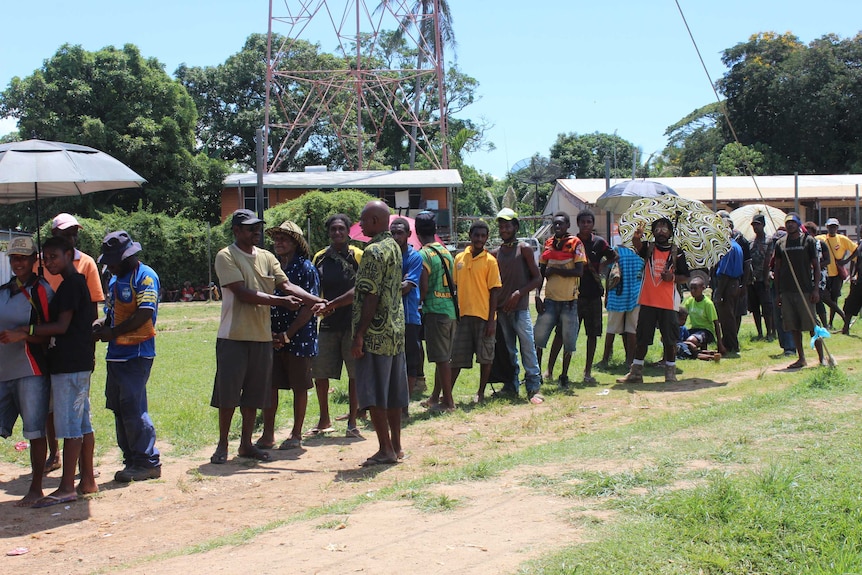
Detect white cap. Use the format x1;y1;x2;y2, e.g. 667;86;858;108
52;213;82;230
825;217;840;227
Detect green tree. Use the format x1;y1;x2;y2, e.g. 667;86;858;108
717;31;862;173
716;142;767;176
263;190;375;254
0;44;225;224
662;102;728;176
550;132;639;179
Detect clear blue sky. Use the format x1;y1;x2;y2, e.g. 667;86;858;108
2;1;860;178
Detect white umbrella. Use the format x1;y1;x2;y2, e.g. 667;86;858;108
729;204;786;241
0;139;146;250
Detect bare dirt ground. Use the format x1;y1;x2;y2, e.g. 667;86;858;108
0;361;822;575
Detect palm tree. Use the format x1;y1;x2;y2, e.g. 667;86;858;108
376;0;456;168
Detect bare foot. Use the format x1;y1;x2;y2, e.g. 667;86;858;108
15;490;44;508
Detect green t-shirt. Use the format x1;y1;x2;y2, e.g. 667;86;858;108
681;294;718;341
352;232;405;356
419;242;457;319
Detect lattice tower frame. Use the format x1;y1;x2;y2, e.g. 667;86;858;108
264;0;450;172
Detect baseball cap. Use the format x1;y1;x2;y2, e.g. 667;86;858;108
496;208;518;221
785;213;802;226
752;214;766;225
231;209;263;227
7;236;37;256
52;213;82;231
825;217;840;227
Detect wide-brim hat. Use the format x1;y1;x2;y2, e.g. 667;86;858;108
265;220;310;259
98;230;142;265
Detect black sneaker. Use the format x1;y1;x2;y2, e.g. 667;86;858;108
114;466;162;483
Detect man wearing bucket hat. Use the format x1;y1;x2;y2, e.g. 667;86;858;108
93;231;162;482
210;209;323;465
255;221;320;451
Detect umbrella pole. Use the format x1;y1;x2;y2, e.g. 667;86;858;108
35;183;44;277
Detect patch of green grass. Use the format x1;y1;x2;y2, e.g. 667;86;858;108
401;489;461;513
805;365;851;389
315;518;348;530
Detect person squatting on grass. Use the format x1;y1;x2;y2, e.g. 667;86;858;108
40;213;106;476
256;221;320;452
491;208;543;400
0;236;54;507
773;213;825;369
415;211;458;412
617;217;690;384
534;212;586;395
349;201;408;467
451;220;502;404
210;209;321;465
94;231;162;483
679;276;725;360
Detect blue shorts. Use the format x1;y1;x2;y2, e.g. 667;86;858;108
0;376;50;440
51;371;94;439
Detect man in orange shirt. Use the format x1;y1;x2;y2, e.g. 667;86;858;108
617;218;689;383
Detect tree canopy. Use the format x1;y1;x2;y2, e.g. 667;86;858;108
0;43;227;227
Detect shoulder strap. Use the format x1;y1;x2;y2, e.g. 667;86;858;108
426;244;459;319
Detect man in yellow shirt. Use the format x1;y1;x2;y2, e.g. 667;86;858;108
817;218;858;329
451;221;502;403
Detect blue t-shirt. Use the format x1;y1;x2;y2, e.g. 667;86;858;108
606;246;645;312
105;263;159;361
402;245;423;326
717;241;743;278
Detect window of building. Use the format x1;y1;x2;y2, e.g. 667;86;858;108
382;188;421;214
243;187;269;212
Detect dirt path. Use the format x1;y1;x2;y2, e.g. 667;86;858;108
0;360;829;574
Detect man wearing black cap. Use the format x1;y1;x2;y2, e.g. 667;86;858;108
209;209;321;465
773;213;825;368
93;231;162;482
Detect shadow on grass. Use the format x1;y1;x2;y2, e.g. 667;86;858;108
613;377;728;393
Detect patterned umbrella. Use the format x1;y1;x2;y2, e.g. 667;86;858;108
729;204;786;241
595;180;678;214
619;195;731;269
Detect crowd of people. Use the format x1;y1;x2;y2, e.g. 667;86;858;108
2;202;859;507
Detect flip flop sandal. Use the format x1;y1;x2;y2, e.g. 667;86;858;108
237;447;272;461
210;451;229;464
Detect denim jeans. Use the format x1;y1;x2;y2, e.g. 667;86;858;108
497;309;542;394
106;358;160;469
534;299;580;352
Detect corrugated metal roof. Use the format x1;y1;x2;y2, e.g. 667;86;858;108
224;169;463;189
556;175;862;205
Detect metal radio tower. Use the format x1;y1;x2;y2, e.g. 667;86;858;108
264;0;450;171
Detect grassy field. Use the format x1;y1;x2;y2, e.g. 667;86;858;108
3;299;862;574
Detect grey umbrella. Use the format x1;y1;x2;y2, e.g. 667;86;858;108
595;180;678;214
0;139;146;252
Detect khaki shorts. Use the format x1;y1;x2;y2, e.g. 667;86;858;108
311;329;356;380
450;316;496;368
607;307;640;334
423;313;456;363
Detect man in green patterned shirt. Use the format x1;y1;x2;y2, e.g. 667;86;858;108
351;201;408;467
